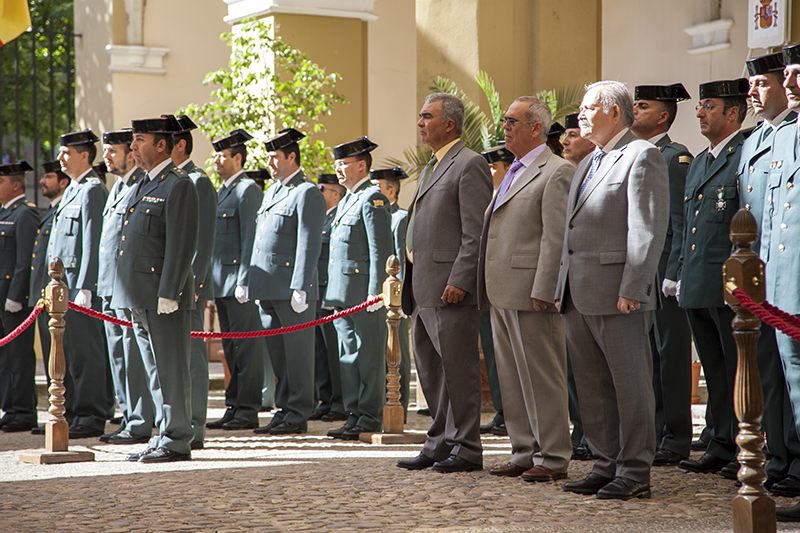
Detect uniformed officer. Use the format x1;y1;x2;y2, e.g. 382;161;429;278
206;129;266;431
325;137;393;440
116;116;199;463
249;128;326;435
371;166;412;419
309;172;347;422
631;83;695;466
97;128;151;445
676;79;748;478
546;121;565;157
170;114;218;448
0;161;41;432
561;113;595;167
49;129;111;439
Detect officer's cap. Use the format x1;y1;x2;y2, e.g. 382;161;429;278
93;162;108;175
481;143;514;164
333;136;378;160
634;83;691;102
747;53;785;76
263;128;305;152
698;79;749;100
174;114;198;134
59;129;99;147
211;129;253;152
41;160;63;174
0;160;33;175
564;113;580;130
548;122;565;138
784;43;800;67
131;116;182;135
102;128;133;146
318;173;338;185
370;167;408;181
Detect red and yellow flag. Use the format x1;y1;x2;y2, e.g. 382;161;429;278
0;0;31;46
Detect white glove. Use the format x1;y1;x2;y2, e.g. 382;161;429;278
366;294;384;312
321;302;334;311
75;289;92;307
675;280;681;303
4;299;22;313
234;285;249;304
157;297;179;315
661;279;678;298
290;289;308;313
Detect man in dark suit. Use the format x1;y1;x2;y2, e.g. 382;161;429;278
49;129;111;439
555;80;669;500
0;161;40;433
250;128;326;435
478;96;573;481
676;79;748;479
630;83;695;467
206;129;266;432
396;93;492;473
115;116;199;463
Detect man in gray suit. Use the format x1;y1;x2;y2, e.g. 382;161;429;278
396;93;492;473
478;96;573;481
555;81;669;499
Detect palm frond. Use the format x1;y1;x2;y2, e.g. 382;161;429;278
384;144;433;181
475;71;504;148
551;84;586;121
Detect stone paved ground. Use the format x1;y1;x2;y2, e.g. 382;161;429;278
1;390;799;533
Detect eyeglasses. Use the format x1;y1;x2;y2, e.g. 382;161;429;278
500;117;536;127
333;160;353;169
318;184;329;192
695;103;724;112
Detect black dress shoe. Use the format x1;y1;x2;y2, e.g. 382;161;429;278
327;424;353;438
191;441;204;450
571;444;595;461
432;454;482;473
109;416;123;425
268;421;306;435
2;420;36;433
126;446;156;462
308;410;327;421
138;446;191;463
397;453;437;470
68;425;103;439
652;449;688;466
719;460;740;480
341;425;367;440
677;453;729;473
108;430;151;445
321;411;348;422
480;421;497;434
0;414;13;429
30;426;45;435
417;408;431;417
777;501;800;522
221;419;258;431
596;476;651;500
690;438;709;451
491;423;508;436
99;428;123;443
771;475;800;497
205;409;235;429
563;472;614;495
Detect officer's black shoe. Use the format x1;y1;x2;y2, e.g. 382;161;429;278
777;502;800;522
677;453;728;474
205;408;234;429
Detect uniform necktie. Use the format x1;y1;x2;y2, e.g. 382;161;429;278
705;152;715;173
577;150;605;202
493;159;523;211
406;155;438;256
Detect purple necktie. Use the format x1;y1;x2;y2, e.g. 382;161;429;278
493;159;524;211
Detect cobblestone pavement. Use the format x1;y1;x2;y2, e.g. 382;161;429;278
0;390;798;533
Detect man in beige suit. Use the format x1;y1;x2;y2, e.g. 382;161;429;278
478;96;573;481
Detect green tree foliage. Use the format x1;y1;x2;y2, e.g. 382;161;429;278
182;18;346;185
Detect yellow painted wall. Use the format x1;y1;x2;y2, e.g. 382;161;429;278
74;0;114;140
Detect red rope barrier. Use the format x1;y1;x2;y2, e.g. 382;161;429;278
0;305;43;347
66;296;384;339
730;288;800;343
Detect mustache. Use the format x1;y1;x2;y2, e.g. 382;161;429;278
579;119;591;128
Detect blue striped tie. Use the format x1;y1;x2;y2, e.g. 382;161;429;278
577;150;606;202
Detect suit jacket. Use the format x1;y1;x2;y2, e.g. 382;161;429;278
325;180;393;308
555;130;669;315
211;173;262;298
0;196;40;306
401;140;492;313
318;206;336;297
47;169;108;296
678;132;745;310
249;171;326;301
97;169;144;297
29;203;57;302
390;204;408;282
110;162;199;310
655;135;692;282
478;148;572;311
183;160;218;301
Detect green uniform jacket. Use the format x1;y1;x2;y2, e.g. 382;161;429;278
318;206;336;297
390;204;409;282
28;204;56;302
0;197;40;306
655;135;692;282
183;160;217;302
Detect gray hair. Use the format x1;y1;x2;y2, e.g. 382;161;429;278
425;93;465;135
514;96;553;142
585;80;634;127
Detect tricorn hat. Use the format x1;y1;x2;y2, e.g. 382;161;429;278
370;167;409;180
784;43;800;67
564;113;580;130
481;143;514;164
318;173;338;185
634;83;691;102
263;128;305;152
698;79;749;100
131;116;182;135
548;122;565;138
212;128;253;152
746;52;785;76
333;136;378;160
42;160;62;174
0;160;33;175
102;128;133;146
60;129;99;147
173;114;198;134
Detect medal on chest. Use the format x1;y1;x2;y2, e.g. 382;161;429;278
715;185;726;211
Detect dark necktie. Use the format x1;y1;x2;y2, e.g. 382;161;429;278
705;152;715;173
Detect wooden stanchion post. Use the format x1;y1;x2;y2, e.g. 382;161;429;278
723;209;775;533
20;258;94;464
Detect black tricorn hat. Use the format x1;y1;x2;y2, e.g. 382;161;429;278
634;83;691;102
131;116;182;135
60;129;99;147
173;114;198;134
263;128;305;152
245;168;271;181
548;122;565;138
318;173;338;185
747;52;785;76
784;43;800;67
93;162;108;175
0;160;33;175
212;129;253;152
42;160;62;174
370;167;409;180
481;143;514;164
564;113;580;130
102;128;133;145
699;79;749;99
333;136;378;160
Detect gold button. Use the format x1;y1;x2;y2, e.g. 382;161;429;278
32;253;36;258
745;204;751;211
100;246;105;252
330;246;334;251
199;284;203;288
146;208;150;213
124;220;129;225
151;267;155;272
779;244;785;252
130;208;134;213
120;251;124;255
692;227;696;233
786;203;791;210
355;268;360;273
102;232;106;238
222;213;227;217
285;262;290;266
234;258;238;262
5;275;9;279
257;236;261;241
749;166;754;173
121;236;125;241
691;244;696;251
110;208;115;213
789;182;794;190
747;185;753;192
30;266;34;271
330;259;334;264
698;194;703;200
71;262;75;267
695;210;699;216
36;229;40;234
781;223;788;230
1;232;4;235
